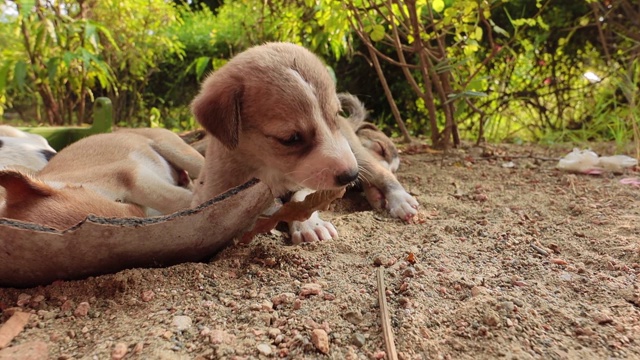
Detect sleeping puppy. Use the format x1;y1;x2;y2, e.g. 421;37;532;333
190;42;359;207
340;93;413;213
0;128;204;230
287;93;418;243
0;125;56;172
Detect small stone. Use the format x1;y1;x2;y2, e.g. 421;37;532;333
74;302;90;317
470;286;487;297
300;283;322;297
343;311;363;325
351;333;366;347
261;301;273;311
172;315;192;332
373;255;388;266
311;329;329;354
271;293;296;306
16;294;31;307
267;328;281;339
111;342;128;360
257;343;272;356
60;300;74;313
593;313;614;325
133;342;144;354
483;311;500;327
209;329;228;344
141;290;155;302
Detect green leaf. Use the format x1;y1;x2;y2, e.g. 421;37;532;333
432;0;445;13
13;60;28;90
46;57;59;83
0;61;12;93
369;24;385;42
194;56;210;80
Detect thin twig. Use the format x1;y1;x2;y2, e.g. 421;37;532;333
530;243;549;257
376;266;398;360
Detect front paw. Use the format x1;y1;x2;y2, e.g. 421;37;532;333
386;189;419;221
289;211;338;244
363;183;385;210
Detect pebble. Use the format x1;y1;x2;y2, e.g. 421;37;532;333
267;328;281;338
311;329;329;354
257;343;272;356
343;311;364;325
141;290;155;302
111;342;128;360
172;315;193;331
471;286;487;297
300;283;323;297
73;302;90;317
16;294;31;307
483;311;500;327
271;293;296;306
351;333;366;347
209;329;230;344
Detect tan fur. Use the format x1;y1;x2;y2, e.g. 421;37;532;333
190;42;359;207
288;93;418;243
0;128;204;230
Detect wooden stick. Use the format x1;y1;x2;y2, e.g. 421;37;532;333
530;243;549;256
0;311;31;349
376;266;398;360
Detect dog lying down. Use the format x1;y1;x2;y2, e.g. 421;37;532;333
0;128;204;230
188;42;418;243
0;125;57;172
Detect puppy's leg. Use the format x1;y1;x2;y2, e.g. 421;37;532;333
150;140;204;179
288;189;338;244
125;166;194;215
339;117;418;221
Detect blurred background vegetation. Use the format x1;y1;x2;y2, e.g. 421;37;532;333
0;0;638;150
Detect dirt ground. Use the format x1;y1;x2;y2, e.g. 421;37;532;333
0;142;639;360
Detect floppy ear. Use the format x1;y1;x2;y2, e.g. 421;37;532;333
356;122;381;133
190;75;243;150
0;170;53;206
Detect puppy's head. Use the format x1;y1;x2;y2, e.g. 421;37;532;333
356;123;400;173
0;137;56;172
191;42;358;195
0;170;144;230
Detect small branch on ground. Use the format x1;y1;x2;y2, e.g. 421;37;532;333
376;266;398;360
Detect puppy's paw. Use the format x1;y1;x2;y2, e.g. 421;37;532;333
386;189;419;222
289;211;338;244
363;183;385;210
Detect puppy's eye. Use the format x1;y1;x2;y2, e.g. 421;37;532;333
278;132;303;146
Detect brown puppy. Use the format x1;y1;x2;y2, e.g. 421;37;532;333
0;128;204;230
288;93;418;243
339;93;414;213
190;42;359;207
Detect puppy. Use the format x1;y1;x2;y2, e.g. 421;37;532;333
0;128;204;230
0;125;56;172
338;93;418;215
190;42;359;207
287;94;418;243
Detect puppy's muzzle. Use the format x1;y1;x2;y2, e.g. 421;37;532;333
336;168;359;186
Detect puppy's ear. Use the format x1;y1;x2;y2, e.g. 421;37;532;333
191;78;243;150
357;122;381;133
0;170;53;206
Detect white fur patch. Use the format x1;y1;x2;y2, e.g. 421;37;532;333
0;136;53;172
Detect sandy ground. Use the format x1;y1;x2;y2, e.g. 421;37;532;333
0;142;639;359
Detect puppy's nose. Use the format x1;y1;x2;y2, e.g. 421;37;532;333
335;169;359;186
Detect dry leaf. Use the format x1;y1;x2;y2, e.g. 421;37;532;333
240;188;346;244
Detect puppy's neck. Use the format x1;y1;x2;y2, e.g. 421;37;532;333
191;139;257;206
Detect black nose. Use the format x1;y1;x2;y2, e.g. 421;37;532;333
335;169;359;186
41;149;57;161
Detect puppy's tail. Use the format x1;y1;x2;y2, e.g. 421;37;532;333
338;93;368;129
